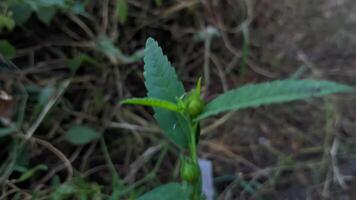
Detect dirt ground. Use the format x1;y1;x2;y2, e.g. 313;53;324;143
1;0;356;199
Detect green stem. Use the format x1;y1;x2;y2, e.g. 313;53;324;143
188;122;202;200
189;123;198;164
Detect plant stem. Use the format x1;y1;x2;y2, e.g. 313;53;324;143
189;123;198;163
188;122;202;200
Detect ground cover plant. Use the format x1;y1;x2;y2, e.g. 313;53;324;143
121;38;352;200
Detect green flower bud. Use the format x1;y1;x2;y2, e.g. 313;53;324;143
187;96;204;117
185;77;205;117
180;160;199;183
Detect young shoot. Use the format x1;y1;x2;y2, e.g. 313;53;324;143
121;38;352;200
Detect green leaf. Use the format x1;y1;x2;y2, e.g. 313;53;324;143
10;3;33;24
68;0;91;17
50;178;102;200
38;85;55;106
18;164;48;182
0;15;15;32
33;0;66;7
116;0;128;24
66;56;83;72
14;150;29;173
96;37;121;62
0;127;16;138
154;0;164;6
0;40;16;59
144;38;189;148
121;97;179;112
64;125;101;145
36;6;57;24
138;182;192;200
197;79;353;120
69;1;86;15
66;53;98;72
96;37;143;64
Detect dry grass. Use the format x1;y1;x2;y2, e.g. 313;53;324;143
1;0;356;199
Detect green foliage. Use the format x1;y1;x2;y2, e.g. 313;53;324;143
96;37;144;64
100;137;124;200
116;0;128;24
138;182;192;200
185;78;205;118
36;5;58;24
0;15;15;32
50;177;102;200
181;160;199;183
9;0;63;24
26;0;66;9
9;3;32;24
197;79;353;120
0;40;16;59
66;53;98;72
143;38;185;110
121;38;353;200
69;0;89;16
144;38;190;148
17;164;48;182
154;0;164;6
0;128;15;137
186;98;204;117
4;0;89;27
96;37;123;63
64;125;101;145
38;85;55;106
121;98;180;112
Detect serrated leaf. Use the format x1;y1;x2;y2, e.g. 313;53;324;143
117;0;128;24
144;38;185;104
138;182;192;200
64;125;101;145
144;38;189;148
121;97;179;112
197;79;353;120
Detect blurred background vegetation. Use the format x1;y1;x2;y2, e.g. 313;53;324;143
0;0;355;199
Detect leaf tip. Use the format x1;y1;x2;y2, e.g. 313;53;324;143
343;85;354;92
146;37;157;46
119;99;128;105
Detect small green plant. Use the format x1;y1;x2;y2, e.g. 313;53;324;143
0;0;90;27
121;38;352;200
